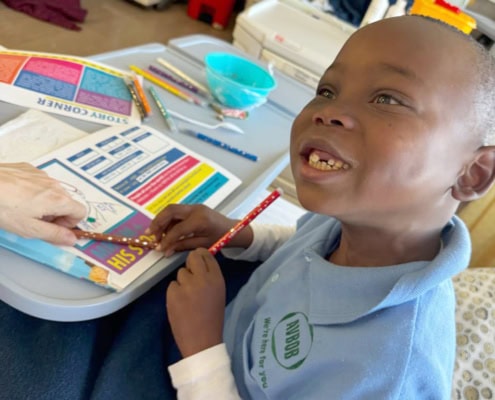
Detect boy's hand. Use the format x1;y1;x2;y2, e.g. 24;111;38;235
166;248;226;358
148;204;253;257
0;163;86;245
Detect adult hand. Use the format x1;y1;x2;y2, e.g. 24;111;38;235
0;163;86;245
166;248;226;358
148;204;253;257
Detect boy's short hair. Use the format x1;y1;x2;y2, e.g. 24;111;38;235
410;15;495;146
473;42;495;147
464;25;495;147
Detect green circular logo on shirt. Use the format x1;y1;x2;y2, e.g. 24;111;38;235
271;312;313;370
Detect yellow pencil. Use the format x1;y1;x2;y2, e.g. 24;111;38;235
129;65;197;105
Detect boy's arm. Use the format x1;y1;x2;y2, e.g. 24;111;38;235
168;344;241;400
166;249;241;399
221;222;296;261
166;224;295;399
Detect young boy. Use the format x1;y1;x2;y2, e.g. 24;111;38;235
148;15;495;399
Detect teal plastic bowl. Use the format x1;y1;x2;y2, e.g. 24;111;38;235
204;52;277;109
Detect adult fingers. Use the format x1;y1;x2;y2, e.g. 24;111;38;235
12;218;78;245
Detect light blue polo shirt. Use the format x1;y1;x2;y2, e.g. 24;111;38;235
223;213;470;399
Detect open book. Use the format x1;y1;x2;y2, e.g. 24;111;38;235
0;122;241;291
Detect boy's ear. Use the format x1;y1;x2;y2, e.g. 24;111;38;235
452;146;495;201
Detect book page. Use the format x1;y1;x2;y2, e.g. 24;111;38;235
0;49;141;126
0;109;88;162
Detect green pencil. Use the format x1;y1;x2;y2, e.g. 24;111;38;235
148;86;178;133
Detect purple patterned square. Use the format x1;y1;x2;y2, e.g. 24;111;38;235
76;89;132;115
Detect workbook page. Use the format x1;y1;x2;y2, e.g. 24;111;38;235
0;123;241;291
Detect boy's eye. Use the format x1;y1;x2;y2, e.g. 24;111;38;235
372;94;400;105
317;87;336;99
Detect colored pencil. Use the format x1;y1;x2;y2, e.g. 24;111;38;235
71;229;157;249
131;73;152;117
208;188;283;255
149;64;200;95
125;80;146;121
180;128;258;162
156;57;209;94
130;65;204;106
148;86;179;133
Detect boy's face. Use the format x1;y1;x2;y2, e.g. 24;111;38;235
290;17;480;229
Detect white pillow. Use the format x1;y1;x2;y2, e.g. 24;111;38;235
452;267;495;400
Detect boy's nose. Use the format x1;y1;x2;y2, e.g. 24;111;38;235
314;117;344;126
312;108;356;130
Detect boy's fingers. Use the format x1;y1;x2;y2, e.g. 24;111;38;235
188;248;222;279
175;266;193;285
186;249;207;272
149;204;192;233
166;280;180;304
161;222;197;246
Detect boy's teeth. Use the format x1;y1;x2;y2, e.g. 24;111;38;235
308;152;350;171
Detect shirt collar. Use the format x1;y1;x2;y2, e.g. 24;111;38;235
307;216;470;324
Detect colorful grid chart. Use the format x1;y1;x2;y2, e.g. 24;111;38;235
0;50;140;126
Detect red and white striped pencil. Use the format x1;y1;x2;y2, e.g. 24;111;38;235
208;188;283;255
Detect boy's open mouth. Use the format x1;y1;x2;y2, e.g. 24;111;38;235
307;150;350;171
